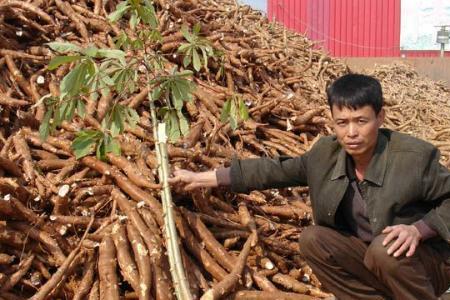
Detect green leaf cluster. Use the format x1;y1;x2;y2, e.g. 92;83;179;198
47;42;127;100
110;61;138;96
220;94;250;130
177;24;216;72
48;43;126;68
108;0;158;29
71;130;120;160
159;108;189;142
151;69;196;110
39;96;86;141
114;29;162;51
43;42;138;139
44;11;208;158
102;104;139;137
150;69;196;141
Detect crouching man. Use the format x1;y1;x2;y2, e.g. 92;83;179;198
169;74;450;299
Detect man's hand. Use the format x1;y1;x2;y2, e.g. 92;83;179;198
168;169;218;191
382;224;421;257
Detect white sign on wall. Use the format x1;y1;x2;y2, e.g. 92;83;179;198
400;0;450;50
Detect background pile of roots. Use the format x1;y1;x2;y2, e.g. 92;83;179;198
0;0;449;299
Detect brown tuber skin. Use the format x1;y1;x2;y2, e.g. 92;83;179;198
99;236;120;300
201;232;257;300
112;189;174;300
0;254;35;293
127;223;152;300
112;223;141;294
72;253;95;300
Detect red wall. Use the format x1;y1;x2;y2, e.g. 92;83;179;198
268;0;448;57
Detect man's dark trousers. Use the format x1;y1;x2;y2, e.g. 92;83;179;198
299;226;450;300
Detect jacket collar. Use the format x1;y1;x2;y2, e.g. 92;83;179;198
331;131;389;186
331;148;347;181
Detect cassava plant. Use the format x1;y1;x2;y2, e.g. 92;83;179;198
177;23;215;72
221;93;250;130
39;1;250;299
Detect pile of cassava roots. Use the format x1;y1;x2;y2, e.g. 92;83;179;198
1;0;450;299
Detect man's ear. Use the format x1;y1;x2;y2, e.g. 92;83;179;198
377;108;385;125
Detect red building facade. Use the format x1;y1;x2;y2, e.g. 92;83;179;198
267;0;450;57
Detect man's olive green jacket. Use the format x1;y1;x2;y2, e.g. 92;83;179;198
230;128;450;243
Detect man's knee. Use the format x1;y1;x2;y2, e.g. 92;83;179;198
299;226;334;258
299;226;326;255
364;234;398;275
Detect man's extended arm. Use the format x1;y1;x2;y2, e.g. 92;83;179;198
169;154;309;192
168;169;220;190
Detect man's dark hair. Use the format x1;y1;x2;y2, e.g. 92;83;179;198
326;74;383;114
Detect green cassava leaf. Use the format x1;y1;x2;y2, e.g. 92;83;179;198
193;23;201;35
58;100;69;121
65;98;76;120
177;43;191;53
112;67;136;95
129;12;139;29
39;108;53;140
170;82;184;109
180;25;193;43
108;2;130;22
105;137;121;156
52;102;62;129
177;71;194;78
47;55;81;71
230;100;237;129
83;46;99;57
192;49;201;72
98;79;110;97
100;118;108;131
177;111;189;136
158;107;169;119
57;99;76;122
89;79;100;102
132;39;144;49
110;107;123;137
220;99;231;122
47;42;82;53
114;32;129;49
229;115;237;130
205;45;214;55
166;111;181;141
176;24;216;71
77;99;86;118
201;48;209;71
60;62;88;98
71;130;101;159
96;138;106;161
98;73;113;97
151;86;162;101
176;78;195;99
183;54;191;68
239;98;249;120
102;75;115;86
137;4;158;28
148;29;162;43
96;49;126;65
125;107;139;128
112;69;126;93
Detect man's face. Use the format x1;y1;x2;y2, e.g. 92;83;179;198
331;105;384;160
